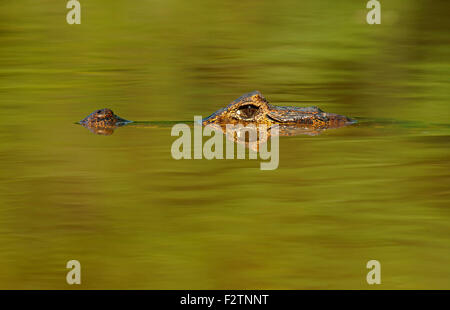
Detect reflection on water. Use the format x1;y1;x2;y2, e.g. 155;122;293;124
0;0;449;289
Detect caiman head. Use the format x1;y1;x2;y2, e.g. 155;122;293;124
78;108;131;135
202;91;354;130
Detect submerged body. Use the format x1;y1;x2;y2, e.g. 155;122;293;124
78;91;355;135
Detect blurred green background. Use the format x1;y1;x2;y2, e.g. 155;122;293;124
0;0;449;289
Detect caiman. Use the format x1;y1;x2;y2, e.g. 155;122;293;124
78;91;355;136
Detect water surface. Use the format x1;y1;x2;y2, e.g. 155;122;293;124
0;0;449;289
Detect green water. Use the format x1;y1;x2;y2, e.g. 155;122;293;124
0;0;449;289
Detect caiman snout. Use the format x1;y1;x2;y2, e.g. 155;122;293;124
78;108;131;128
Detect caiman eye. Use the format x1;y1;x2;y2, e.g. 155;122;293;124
236;104;259;120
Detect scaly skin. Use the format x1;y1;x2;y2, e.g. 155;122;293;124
202;91;353;129
78;108;132;135
78;91;354;136
78;108;131;128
